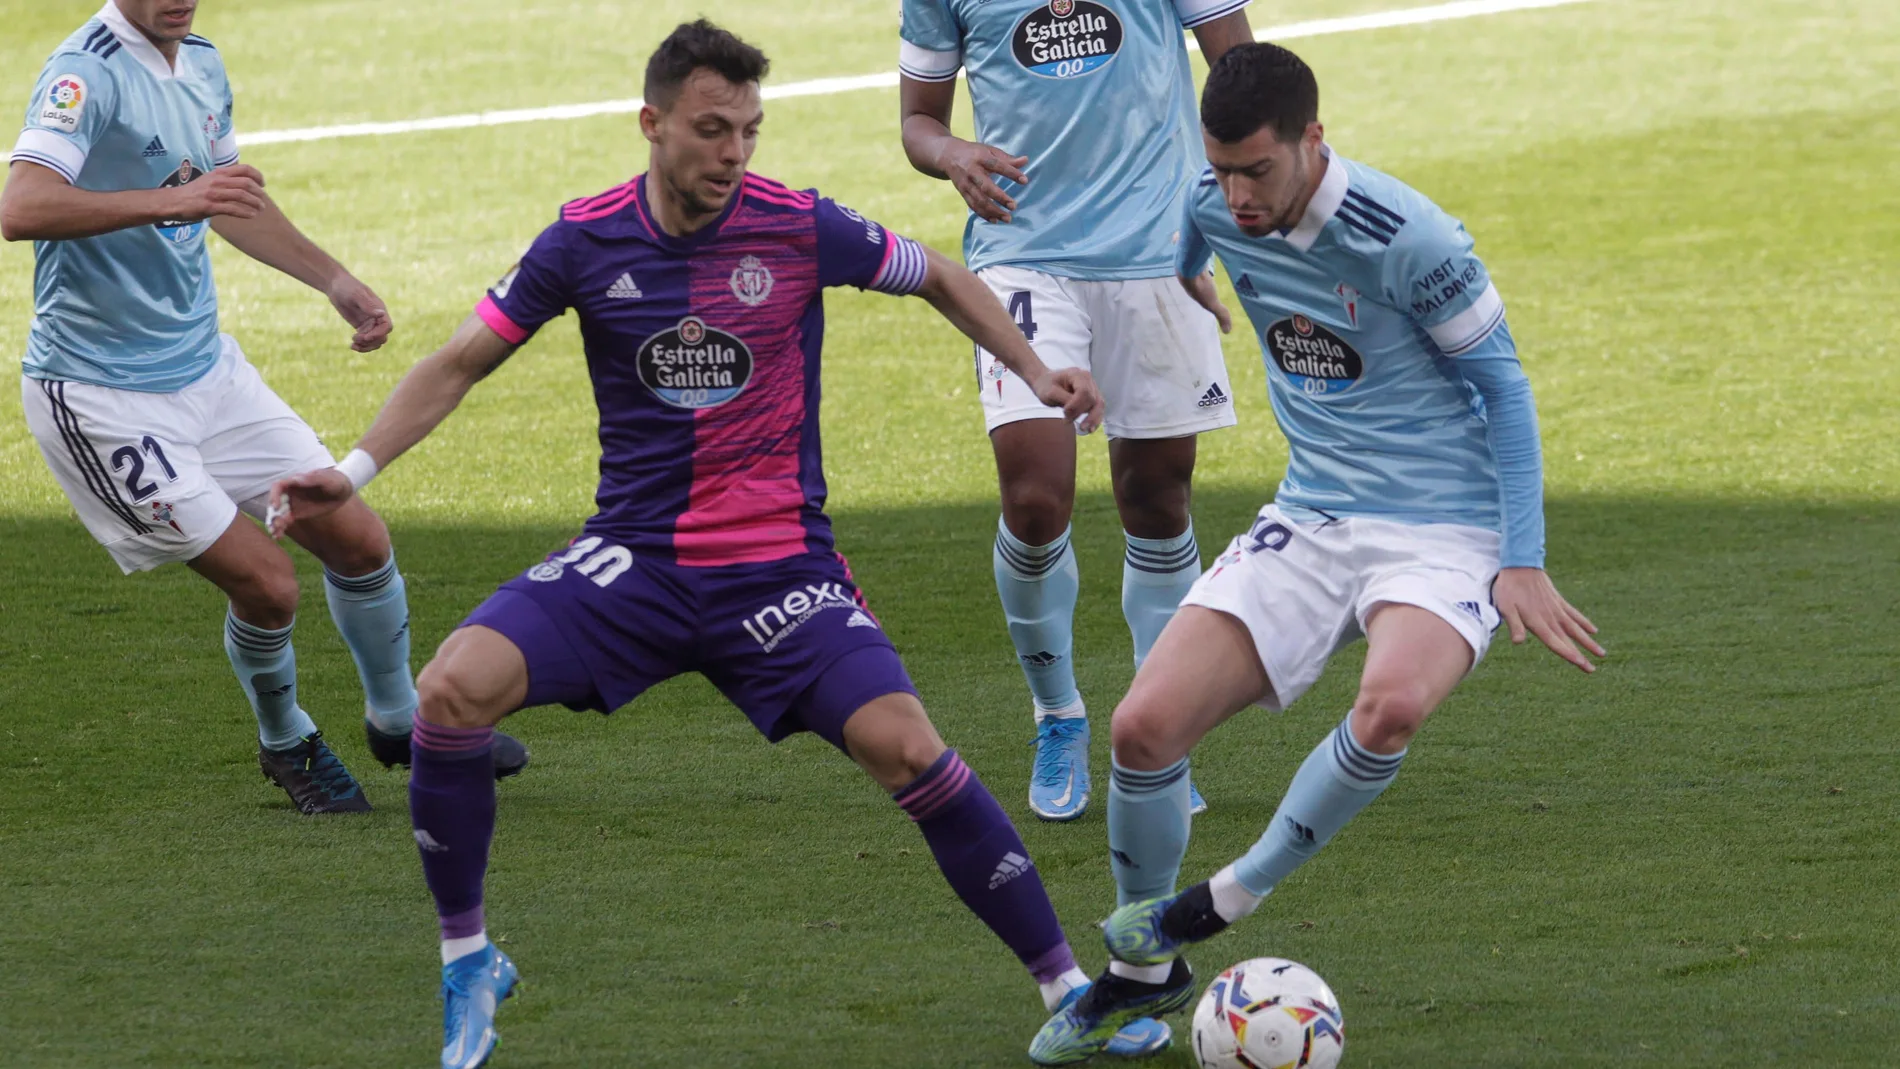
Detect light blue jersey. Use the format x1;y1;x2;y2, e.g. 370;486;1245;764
11;4;239;392
899;0;1249;279
1178;148;1547;567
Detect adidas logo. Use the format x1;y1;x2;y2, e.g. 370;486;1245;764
1197;383;1230;408
1021;650;1060;668
846;610;878;629
1457;600;1483;621
141;136;167;158
413;829;449;854
605;272;643;299
1234;273;1258;298
989;851;1031;890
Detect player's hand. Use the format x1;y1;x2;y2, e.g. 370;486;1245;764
328;275;393;352
936;138;1029;224
265;467;355;538
165;164;267;222
1492;567;1603;673
1181;271;1233;334
1030;367;1104;435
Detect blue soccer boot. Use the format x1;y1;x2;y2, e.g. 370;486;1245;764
1030;714;1090;821
440;944;518;1069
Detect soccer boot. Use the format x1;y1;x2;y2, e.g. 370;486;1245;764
1188;781;1208;816
1029;715;1090;821
365;720;532;780
259;731;372;814
1055;985;1174;1058
1029;959;1196;1066
1101;881;1232;967
441;943;518;1069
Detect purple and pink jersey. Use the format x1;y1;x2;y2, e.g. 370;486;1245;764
474;171;929;566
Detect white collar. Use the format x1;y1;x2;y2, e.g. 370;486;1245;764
1277;145;1346;253
98;2;183;81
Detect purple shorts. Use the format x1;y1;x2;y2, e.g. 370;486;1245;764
461;536;916;750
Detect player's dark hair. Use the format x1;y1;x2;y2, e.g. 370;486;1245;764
1200;42;1320;144
643;19;771;109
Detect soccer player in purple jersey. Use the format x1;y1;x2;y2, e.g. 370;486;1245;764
268;20;1136;1069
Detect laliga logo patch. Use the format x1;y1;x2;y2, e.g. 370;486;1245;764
1012;0;1122;79
1265;314;1364;397
729;254;773;307
637;316;754;409
39;74;86;131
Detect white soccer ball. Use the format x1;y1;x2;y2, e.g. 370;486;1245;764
1189;957;1346;1069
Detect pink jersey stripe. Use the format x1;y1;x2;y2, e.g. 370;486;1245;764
565;179;635;214
743;175;814;207
475;295;530;345
565;187;641;222
742;189;812;210
673;447;808;566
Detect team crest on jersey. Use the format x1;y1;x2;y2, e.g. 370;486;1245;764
729;255;774;307
1012;0;1123;79
149;500;183;535
637;316;754;409
153;158;207;244
1265;314;1364;397
38;74;85;131
202;112;220;141
1335;282;1361;328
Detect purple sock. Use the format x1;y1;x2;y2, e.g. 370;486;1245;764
410;718;496;941
895;750;1077;983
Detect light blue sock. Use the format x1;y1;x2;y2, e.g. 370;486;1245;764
1121;523;1200;669
224;612;317;750
1108;757;1193;905
324;555;417;734
992;519;1080;712
1232;713;1406;895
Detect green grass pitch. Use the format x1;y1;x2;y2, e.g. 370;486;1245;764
1;0;1896;1065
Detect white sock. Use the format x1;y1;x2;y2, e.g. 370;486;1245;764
1034;696;1087;724
1210;863;1266;922
441;931;490;965
1108;960;1173;984
1039;966;1091;1012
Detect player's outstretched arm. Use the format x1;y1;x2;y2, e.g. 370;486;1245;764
898;76;1027;224
0;159;263;242
211;193;392;353
912;244;1104;432
265;315;517;536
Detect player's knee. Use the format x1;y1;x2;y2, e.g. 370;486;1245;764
1352;681;1434;752
1110;697;1181;771
229;560;300;629
998;481;1073;546
312;506;392;577
417;661;503;730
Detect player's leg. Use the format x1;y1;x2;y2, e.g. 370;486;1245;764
978;267;1094;820
187;515;372;814
1107;434;1210;816
408;623;527;1069
1093;274;1235;816
1107;605;1472;972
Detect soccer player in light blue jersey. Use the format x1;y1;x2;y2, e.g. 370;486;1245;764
899;0;1254;831
1029;44;1605;1063
2;0;525;813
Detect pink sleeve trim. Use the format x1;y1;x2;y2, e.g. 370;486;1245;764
475;295;530;345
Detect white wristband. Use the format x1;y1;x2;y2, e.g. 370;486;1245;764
336;448;379;491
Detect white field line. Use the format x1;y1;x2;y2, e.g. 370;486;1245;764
242;0;1592;148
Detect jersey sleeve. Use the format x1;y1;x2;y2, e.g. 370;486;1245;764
899;0;964;82
10;52;118;183
1389;211;1506;357
474;224;571;346
1174;0;1253;29
206;52;239;166
815;197;930;296
1175;177;1216;278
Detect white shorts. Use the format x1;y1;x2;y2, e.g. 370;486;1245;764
974;265;1236;439
1184;504;1504;710
23;334;334;574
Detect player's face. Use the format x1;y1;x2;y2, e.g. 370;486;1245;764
115;0;199;44
1205;122;1325;237
642;69;764;218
